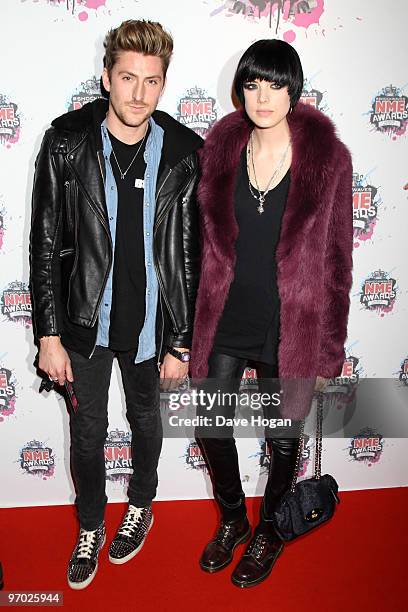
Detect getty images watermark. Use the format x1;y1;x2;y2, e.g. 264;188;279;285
166;388;292;430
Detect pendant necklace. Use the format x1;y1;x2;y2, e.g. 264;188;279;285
110;127;148;180
247;132;291;214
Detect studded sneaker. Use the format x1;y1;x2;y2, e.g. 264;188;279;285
109;505;153;565
67;522;106;590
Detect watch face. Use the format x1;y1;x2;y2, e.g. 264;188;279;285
181;352;190;362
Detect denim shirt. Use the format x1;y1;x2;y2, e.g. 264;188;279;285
95;117;164;363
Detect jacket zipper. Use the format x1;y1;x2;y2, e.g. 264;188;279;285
89;150;112;359
157;292;165;372
64;181;73;232
154;168;176;367
153;168;195;334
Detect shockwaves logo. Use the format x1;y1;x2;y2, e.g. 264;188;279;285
1;281;32;327
184;441;208;472
104;429;132;482
0;94;21;146
360;270;397;315
352;173;381;243
257;437;312;476
20;440;55;478
209;0;325;41
398;357;408;387
68;76;103;111
175;87;218;138
300;78;326;112
349;428;383;465
0;200;5;251
0;367;17;421
370;85;408;138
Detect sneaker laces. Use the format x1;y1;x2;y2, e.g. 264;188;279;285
118;506;143;538
76;529;97;560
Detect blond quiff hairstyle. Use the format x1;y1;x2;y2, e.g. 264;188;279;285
103;20;173;77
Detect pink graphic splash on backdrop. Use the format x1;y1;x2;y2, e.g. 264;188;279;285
22;0;107;21
263;0;324;28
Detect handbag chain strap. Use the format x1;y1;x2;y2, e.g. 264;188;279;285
289;391;324;493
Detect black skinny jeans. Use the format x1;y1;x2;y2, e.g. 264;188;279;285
196;352;301;535
66;346;162;531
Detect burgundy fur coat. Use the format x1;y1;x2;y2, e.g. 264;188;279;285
190;102;353;419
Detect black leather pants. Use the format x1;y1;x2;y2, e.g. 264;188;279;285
196;352;301;535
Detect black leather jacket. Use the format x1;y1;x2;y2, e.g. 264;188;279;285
29;98;203;359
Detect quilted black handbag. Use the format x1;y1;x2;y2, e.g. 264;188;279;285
272;392;340;542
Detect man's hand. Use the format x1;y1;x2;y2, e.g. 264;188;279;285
38;336;73;386
159;350;189;391
315;376;329;392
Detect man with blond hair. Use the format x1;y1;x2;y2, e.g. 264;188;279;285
30;20;202;589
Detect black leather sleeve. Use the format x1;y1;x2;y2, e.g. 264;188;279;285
169;152;201;349
29;128;64;339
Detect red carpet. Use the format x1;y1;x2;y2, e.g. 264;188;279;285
0;488;405;611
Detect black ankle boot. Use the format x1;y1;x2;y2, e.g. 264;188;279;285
231;529;283;588
199;516;251;573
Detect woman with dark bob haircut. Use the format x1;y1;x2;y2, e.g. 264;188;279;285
190;39;353;588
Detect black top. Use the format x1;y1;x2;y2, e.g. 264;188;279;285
107;128;150;351
213;149;290;364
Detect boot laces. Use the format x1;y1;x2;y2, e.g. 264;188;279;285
247;534;268;560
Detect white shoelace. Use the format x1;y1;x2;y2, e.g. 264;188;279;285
118;505;143;538
76;529;97;559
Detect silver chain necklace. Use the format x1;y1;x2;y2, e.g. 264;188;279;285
110;128;148;180
247;132;291;214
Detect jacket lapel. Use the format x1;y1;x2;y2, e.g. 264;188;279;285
65;130;110;229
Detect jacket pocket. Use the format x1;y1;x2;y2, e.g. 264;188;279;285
64;180;77;232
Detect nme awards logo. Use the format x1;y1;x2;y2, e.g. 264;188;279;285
68;76;103;111
257;437;312;475
370;85;408;138
240;367;259;390
326;356;360;402
1;281;32;327
299;79;325;111
360;270;397;315
184;441;207;471
0;367;17;421
349;428;383;465
352;173;380;243
20;440;55;478
0;94;21;146
398;358;408;386
104;429;132;482
176;87;218;138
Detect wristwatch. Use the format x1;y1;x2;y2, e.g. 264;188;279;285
167;346;191;363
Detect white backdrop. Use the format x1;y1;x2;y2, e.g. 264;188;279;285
0;0;407;508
